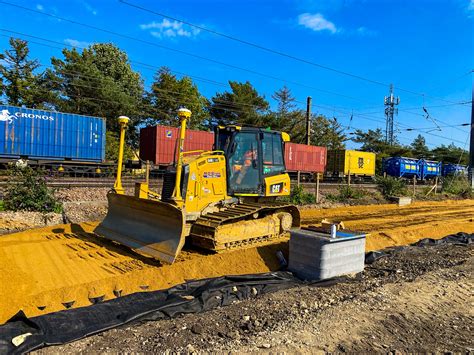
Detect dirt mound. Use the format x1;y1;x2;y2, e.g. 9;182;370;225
300;199;474;251
1;199;472;325
0;221;286;324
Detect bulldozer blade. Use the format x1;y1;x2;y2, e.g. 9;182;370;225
94;193;186;264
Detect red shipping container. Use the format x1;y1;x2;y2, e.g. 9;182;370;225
140;125;214;166
284;142;327;173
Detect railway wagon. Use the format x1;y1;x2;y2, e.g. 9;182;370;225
139;125;214;168
0;105;105;171
420;159;441;180
284;142;326;181
442;163;468;177
326;149;376;178
382;157;421;179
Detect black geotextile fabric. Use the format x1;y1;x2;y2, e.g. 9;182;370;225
1;232;473;354
0;272;300;354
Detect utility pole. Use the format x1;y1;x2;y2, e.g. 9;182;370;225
384;84;400;145
469;82;474;189
305;96;312;145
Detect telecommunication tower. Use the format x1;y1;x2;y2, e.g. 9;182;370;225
384;84;400;145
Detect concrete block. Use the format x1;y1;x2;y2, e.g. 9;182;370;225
289;229;366;281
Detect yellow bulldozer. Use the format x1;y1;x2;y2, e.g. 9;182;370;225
95;108;300;264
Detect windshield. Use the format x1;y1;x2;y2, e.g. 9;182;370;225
262;132;285;176
227;132;260;193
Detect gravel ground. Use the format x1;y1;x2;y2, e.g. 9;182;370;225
39;242;473;353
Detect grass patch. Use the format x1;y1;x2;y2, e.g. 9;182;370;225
375;176;409;198
442;175;472;198
326;185;368;202
283;185;316;205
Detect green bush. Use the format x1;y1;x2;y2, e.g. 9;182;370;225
326;185;367;202
3;165;62;213
289;184;316;205
375;176;409;198
442;175;472;197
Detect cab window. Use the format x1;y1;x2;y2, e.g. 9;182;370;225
262;132;285;176
227;132;260;192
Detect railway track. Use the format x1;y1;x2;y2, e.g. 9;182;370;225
0;178;379;190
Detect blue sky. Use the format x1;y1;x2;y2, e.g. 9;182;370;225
0;0;472;149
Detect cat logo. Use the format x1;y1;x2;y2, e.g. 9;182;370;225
271;183;282;194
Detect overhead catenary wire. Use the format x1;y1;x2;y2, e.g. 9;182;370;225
0;30;470;146
0;30;407;119
0;2;368;103
118;0;466;105
1;4;470;133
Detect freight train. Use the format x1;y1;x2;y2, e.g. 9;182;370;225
0;105;112;175
0;105;466;180
382;157;467;180
139;125;376;180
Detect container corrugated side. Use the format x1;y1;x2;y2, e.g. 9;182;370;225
284;143;326;173
139;125;214;165
0;105;105;162
344;150;376;176
327;149;375;176
326;150;345;175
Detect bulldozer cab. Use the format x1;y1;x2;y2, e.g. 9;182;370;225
215;126;287;196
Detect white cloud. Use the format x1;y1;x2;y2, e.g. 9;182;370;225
355;26;376;36
64;39;91;48
140;19;201;39
298;12;337;34
36;4;44;11
81;1;97;15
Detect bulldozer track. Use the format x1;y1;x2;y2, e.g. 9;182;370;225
190;202;300;251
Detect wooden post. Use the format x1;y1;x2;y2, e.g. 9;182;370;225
434;176;438;195
145;160;150;185
413;176;416;196
315;173;320;203
347;171;351;187
305;97;312;145
297;171;301;187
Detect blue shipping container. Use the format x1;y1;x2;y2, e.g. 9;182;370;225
420;159;441;179
383;157;421;179
442;163;467;177
0;105;105;162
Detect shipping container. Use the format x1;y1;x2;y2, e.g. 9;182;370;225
382;157;421;179
420;159;441;179
284;143;327;174
326;149;376;177
442;163;468;177
140;125;214;166
0;105;105;162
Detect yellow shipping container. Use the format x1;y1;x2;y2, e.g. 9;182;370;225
327;149;376;176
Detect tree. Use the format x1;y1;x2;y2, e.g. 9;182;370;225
45;43;146;136
210;81;269;126
352;128;388;153
431;143;468;164
270;86;306;142
147;67;209;129
311;115;347;149
0;38;46;107
410;134;430;158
